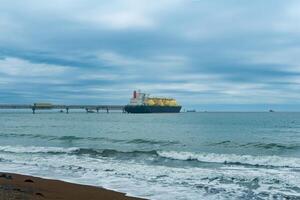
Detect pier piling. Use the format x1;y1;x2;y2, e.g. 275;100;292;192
0;104;125;113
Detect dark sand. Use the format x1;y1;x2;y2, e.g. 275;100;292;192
0;172;145;200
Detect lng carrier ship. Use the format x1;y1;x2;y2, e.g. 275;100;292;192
124;90;182;113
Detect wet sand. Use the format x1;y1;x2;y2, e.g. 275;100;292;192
0;172;145;200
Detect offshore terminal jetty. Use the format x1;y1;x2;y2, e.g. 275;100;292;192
0;91;182;114
0;103;125;114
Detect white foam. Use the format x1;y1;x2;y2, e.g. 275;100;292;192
0;147;300;199
0;145;78;153
157;150;300;168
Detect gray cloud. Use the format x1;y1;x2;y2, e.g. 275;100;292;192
1;0;300;110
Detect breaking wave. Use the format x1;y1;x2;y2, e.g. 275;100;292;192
0;146;78;154
157;151;300;168
1;145;299;168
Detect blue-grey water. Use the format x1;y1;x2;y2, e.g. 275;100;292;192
0;112;300;199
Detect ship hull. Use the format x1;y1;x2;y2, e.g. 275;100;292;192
124;105;181;113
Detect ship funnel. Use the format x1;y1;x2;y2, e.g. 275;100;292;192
133;90;137;98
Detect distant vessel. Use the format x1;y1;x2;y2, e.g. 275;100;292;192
124;90;181;113
186;109;196;112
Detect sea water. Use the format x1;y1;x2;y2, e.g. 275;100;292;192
0;112;299;199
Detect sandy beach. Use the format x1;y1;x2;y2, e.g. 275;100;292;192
0;172;145;200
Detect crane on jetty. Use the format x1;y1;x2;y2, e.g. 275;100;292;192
0;103;125;114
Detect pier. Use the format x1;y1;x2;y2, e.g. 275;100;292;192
0;104;125;114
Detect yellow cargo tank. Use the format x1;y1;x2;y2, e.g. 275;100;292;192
153;98;158;105
162;99;169;106
165;99;171;106
156;99;164;106
145;99;155;106
169;99;178;106
145;97;179;107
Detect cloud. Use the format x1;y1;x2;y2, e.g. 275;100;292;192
273;1;300;33
97;51;187;69
0;0;181;32
73;0;182;30
1;0;300;110
0;57;71;77
78;11;154;30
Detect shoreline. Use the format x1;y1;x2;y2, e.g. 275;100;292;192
0;172;146;200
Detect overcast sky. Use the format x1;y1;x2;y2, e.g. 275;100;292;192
1;0;300;111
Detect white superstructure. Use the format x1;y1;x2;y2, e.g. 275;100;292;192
129;90;149;105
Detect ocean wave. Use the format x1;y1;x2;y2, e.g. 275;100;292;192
0;146;158;157
209;140;300;150
74;149;159;159
0;133;123;142
157;151;300;168
0;133;55;139
210;140;232;145
0;133;177;146
126;139;179;145
57;136;126;143
1;145;299;168
1;149;299;200
0;146;79;154
243;142;300;150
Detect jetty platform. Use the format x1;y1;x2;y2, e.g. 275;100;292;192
0;104;125;114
